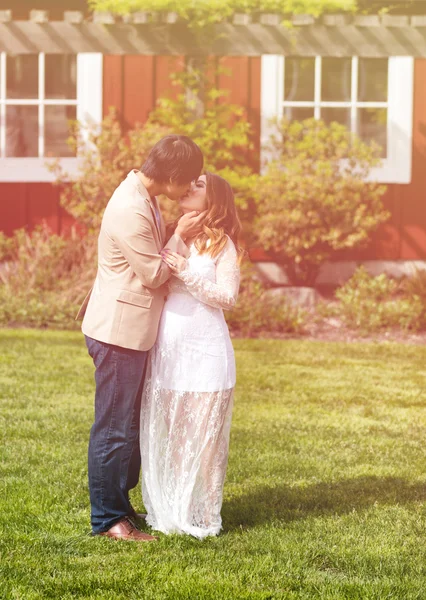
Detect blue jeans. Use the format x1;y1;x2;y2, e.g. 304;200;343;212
85;335;148;534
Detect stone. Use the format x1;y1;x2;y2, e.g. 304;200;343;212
254;262;289;286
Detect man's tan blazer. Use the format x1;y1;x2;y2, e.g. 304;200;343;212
77;170;189;351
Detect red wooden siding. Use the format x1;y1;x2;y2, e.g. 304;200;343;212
103;55;185;128
399;58;426;259
0;183;65;236
0;55;425;265
218;56;261;163
353;58;426;261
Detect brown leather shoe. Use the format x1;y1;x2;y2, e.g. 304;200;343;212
99;517;157;542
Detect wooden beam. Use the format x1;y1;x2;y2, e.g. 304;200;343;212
1;21;426;57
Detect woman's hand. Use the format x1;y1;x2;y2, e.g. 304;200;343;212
160;249;187;274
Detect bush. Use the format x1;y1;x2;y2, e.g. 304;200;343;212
254;118;389;286
400;268;426;330
225;261;307;336
333;266;424;333
0;225;95;329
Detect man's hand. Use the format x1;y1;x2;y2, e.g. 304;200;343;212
175;211;207;241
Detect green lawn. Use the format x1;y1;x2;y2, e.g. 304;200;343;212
1;330;426;599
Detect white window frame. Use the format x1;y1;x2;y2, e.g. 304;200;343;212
261;55;414;184
0;53;103;182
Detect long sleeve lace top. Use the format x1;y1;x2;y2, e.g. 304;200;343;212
171;237;240;311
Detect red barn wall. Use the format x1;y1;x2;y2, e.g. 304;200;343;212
0;55;425;263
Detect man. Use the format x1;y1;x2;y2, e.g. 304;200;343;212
77;134;205;542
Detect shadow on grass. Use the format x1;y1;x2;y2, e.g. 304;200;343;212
222;476;426;531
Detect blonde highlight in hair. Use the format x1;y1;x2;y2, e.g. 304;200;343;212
193;172;244;262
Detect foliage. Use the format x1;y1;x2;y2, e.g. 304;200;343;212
400;268;426;330
333;266;424;333
0;225;94;329
254;118;389;286
358;0;426;14
51;72;255;232
401;267;426;302
148;69;257;228
225;261;307;335
89;0;356;27
49;112;169;233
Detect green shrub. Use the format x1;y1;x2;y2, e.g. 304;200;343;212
0;225;95;329
333;266;423;333
0;289;80;330
226;261;307;336
400;268;426;330
254;118;389;286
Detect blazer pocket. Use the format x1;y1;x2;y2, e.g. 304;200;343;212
116;290;153;309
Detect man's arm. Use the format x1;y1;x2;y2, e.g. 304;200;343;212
113;206;172;289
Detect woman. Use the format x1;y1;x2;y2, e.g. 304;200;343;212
140;172;243;539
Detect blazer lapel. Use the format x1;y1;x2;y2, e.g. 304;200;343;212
147;197;163;245
126;171;163;248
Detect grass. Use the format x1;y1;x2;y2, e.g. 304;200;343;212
1;330;426;599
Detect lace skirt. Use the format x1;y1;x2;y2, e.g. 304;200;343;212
140;293;235;538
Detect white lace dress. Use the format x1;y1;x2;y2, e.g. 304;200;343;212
140;237;240;539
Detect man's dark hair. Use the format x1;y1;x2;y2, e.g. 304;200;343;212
140;135;203;185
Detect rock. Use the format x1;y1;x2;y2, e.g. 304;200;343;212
263;286;322;309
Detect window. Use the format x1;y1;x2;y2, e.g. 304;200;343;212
261;55;414;184
0;53;103;182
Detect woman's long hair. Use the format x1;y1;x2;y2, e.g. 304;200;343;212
169;172;244;262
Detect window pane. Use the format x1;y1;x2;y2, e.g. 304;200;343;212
321;107;351;130
6;55;38;99
284;107;314;121
284;58;315;101
358;108;387;157
45;55;77;100
321;58;351;102
45;105;76;157
6;106;38;156
358;59;388;102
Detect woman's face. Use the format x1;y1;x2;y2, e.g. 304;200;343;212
178;175;207;214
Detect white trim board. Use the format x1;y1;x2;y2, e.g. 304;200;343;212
0;53;103;182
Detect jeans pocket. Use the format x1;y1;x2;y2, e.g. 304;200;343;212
85;335;109;368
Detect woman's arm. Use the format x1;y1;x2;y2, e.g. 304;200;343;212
162;238;240;310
